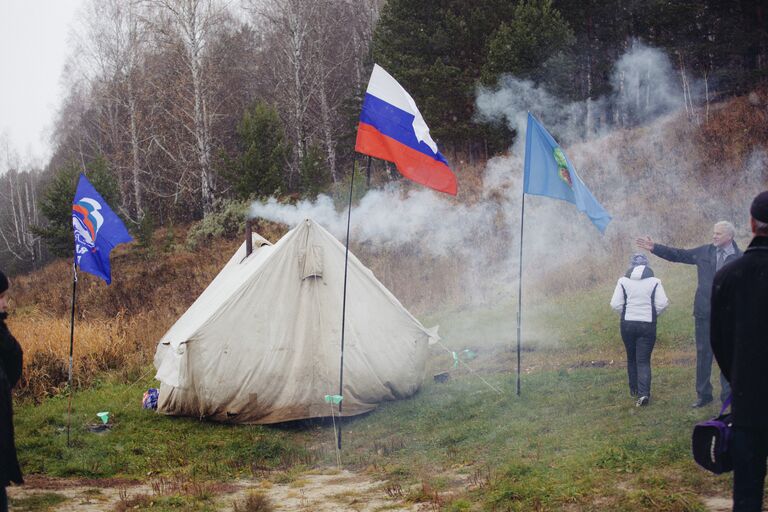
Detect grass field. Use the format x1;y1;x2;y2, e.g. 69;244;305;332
9;259;744;511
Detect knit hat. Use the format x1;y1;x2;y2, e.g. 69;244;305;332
750;191;768;223
0;270;7;294
630;253;649;267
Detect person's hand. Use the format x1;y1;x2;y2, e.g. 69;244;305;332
636;235;655;251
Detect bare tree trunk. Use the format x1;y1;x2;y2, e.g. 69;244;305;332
0;169;40;264
704;72;710;124
156;0;219;215
614;69;624;127
585;54;593;137
678;52;693;121
128;90;143;219
8;172;21;247
288;1;308;187
318;84;337;183
186;0;215;214
678;53;700;124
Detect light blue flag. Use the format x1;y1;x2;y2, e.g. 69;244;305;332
523;112;611;233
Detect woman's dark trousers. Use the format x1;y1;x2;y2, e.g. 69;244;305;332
620;321;656;397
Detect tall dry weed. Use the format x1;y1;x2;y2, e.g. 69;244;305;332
8;311;147;399
7;237;244;400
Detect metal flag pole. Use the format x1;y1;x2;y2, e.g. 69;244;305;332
516;191;526;396
67;262;78;446
338;157;368;450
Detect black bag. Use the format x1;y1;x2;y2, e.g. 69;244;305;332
691;396;733;474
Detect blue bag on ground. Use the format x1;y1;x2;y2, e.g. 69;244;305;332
142;388;158;410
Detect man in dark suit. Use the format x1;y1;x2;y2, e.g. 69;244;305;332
711;191;768;512
636;221;741;407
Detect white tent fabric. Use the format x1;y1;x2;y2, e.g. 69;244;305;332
153;218;436;424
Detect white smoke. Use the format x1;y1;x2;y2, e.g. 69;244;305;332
249;43;743;317
610;43;684;125
475;77;586;152
250;185;500;258
475;42;684;146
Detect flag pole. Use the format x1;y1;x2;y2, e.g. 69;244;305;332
67;262;78;446
338;157;365;450
516;191;526;396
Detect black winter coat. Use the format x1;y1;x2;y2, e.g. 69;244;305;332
711;236;768;428
0;316;23;486
651;240;741;318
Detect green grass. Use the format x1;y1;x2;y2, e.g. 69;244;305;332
342;366;724;510
15;373;309;480
14;262;735;510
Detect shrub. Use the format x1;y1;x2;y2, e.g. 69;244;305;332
233;492;273;512
185;199;249;250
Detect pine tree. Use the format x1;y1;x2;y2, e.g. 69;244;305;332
224;101;289;199
35;158;121;257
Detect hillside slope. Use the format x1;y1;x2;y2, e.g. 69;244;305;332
6;90;768;399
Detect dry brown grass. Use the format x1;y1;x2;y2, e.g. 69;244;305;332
7;235;246;399
697;87;768;178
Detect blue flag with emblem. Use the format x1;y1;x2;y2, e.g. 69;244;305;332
523;112;611;233
72;174;133;284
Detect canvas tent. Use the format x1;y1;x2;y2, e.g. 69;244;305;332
153;218;437;424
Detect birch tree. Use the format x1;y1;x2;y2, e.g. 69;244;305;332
249;0;320;189
75;0;149;221
150;0;224;216
250;0;377;187
0;138;42;269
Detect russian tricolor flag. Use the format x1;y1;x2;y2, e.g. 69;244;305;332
355;64;457;195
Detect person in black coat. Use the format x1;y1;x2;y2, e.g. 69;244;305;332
0;270;23;512
711;191;768;512
636;221;741;407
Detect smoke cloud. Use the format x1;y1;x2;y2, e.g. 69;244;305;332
250;186;500;258
249;42;762;335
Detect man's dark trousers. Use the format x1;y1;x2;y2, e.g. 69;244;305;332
731;426;768;511
694;316;730;403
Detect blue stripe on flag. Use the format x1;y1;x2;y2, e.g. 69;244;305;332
359;93;449;166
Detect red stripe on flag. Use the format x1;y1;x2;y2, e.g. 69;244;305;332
72;204;96;239
355;122;457;196
72;204;89;217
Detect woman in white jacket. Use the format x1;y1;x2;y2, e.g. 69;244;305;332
610;253;669;406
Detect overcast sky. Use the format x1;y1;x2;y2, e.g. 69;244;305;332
0;0;84;168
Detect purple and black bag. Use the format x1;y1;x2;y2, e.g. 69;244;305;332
691;395;733;474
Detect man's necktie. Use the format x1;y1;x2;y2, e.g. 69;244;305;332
716;249;725;271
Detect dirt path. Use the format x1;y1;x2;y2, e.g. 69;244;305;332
8;470;422;511
9;471;738;511
702;496;732;512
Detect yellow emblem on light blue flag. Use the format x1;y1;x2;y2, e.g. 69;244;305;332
523;113;612;233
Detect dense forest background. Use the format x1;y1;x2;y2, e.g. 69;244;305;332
1;0;767;275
